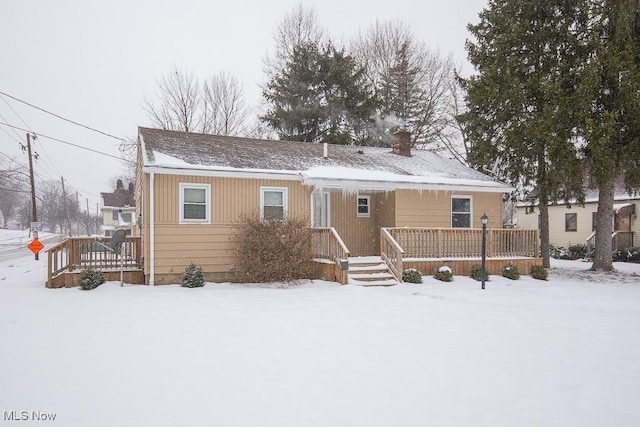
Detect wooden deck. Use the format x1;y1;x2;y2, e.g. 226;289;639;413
381;227;542;280
46;236;144;288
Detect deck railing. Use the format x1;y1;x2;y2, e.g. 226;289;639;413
311;227;350;263
47;236;142;287
380;228;404;281
587;231;635;255
384;227;540;260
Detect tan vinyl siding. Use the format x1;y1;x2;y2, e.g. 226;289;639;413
395;189;503;228
145;174;312;283
330;193;378;256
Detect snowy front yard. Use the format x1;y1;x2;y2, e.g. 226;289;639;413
1;231;640;426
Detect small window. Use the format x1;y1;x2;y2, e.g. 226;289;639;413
179;183;210;223
261;187;288;221
357;195;370;217
121;213;132;223
452;196;472;228
112;210;119;221
565;213;577;232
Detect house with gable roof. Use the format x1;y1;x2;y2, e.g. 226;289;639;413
133;127;542;285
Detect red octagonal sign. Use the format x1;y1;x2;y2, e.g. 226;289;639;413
28;239;44;254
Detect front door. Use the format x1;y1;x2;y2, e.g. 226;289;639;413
312;191;330;227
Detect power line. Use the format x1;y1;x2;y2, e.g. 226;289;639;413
0;121;134;163
0;90;126;142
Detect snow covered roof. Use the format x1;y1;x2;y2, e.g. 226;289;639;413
139;127;513;193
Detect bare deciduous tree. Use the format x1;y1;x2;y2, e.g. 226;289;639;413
144;68;250;137
202;71;250;136
263;4;326;80
143;67;202;133
350;20;459;153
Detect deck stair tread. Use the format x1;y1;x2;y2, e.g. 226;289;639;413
347;256;399;287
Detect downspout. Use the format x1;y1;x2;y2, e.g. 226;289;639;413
149;172;155;286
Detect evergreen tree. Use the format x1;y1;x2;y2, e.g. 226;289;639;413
577;0;640;271
261;42;377;144
462;0;587;267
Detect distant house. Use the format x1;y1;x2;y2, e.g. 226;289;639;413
131;127;544;285
100;185;135;237
516;182;638;250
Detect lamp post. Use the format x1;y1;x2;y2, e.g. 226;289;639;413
481;213;488;290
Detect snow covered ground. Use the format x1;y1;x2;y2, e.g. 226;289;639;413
1;229;640;426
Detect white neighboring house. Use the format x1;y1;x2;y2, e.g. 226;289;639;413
516;183;638;249
100;188;135;237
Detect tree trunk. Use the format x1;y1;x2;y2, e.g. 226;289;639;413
539;201;551;268
591;180;615;271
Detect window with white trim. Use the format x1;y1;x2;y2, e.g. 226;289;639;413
179;183;211;223
451;196;472;228
261;187;288;221
357;195;370;217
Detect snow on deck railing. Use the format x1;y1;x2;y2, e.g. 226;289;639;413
384;227;540;260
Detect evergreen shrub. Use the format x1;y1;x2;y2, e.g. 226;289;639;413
181;263;205;288
502;264;520;280
79;268;105;290
434;266;453;282
470;264;490;281
403;268;422;283
530;265;548;280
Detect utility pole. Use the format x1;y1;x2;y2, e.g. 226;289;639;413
61;177;72;237
76;191;80;236
26;133;39;260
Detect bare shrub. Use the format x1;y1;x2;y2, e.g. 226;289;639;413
233;214;321;283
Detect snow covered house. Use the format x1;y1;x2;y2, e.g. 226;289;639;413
516;182;638;251
100;184;135;237
132;127;542;285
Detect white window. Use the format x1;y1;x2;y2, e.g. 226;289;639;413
261;187;288;221
179;183;211;223
451;196;472;228
112;210;119;221
357;195;370;218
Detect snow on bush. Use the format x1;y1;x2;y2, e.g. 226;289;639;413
434;265;453;282
502;264;520;280
402;268;422;283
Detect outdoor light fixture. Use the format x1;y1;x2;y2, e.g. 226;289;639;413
481;213;488;290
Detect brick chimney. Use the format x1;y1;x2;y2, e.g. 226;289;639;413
392;131;412;157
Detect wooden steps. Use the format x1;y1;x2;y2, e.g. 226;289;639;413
348;256;398;286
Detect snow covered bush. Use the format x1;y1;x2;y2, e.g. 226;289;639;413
402;268;422;283
613;247;640;263
530;265;548;280
434;266;453;282
181;263;205;288
502;264;520;280
78;268;105;290
470;264;490;281
233;214;321;283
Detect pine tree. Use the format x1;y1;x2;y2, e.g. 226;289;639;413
577;0;640;271
462;0;588;267
261;42;377;144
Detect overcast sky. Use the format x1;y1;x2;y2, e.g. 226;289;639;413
0;0;488;209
